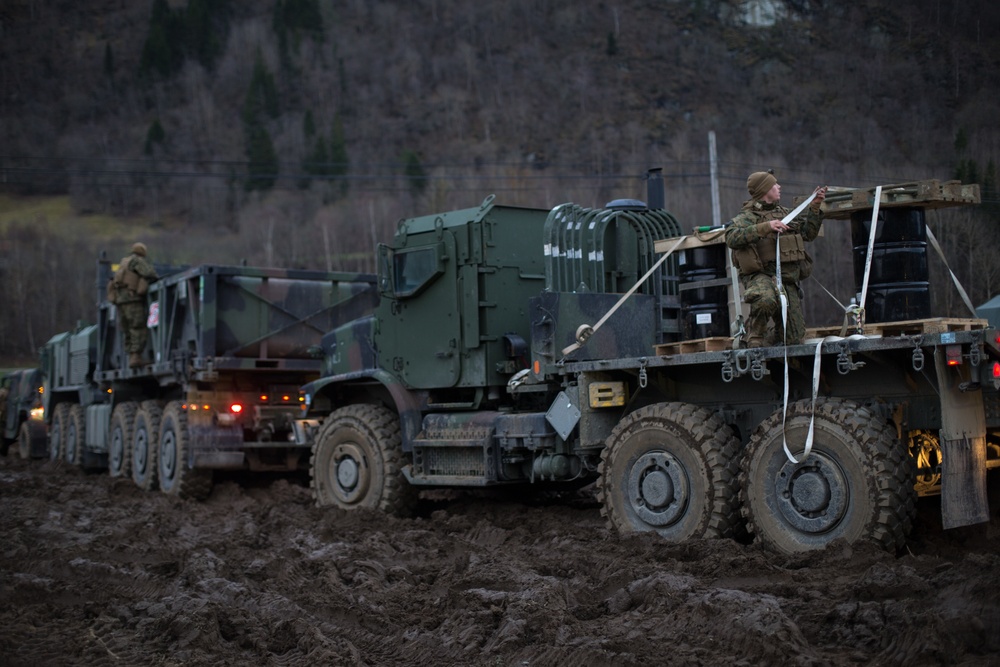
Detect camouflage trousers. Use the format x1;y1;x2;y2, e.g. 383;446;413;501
741;273;806;345
118;301;150;354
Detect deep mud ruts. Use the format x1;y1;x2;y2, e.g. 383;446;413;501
1;455;998;666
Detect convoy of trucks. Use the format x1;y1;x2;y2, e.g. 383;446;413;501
7;172;998;554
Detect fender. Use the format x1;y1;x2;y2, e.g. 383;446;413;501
300;368;425;452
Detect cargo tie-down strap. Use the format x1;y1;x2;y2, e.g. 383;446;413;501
560;236;687;357
774;189;821;463
781;185;979;464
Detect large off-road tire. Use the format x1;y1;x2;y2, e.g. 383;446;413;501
49;403;71;462
19;421;45;459
740;398;917;554
131;401;163;491
18;422;31;459
310;404;416;516
108;402;138;478
158;401;213;499
597;402;742;541
64;404;87;466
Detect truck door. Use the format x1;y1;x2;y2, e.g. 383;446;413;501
380;231;461;388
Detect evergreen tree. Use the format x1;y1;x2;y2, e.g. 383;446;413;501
985;160;997;201
139;0;185;79
144;119;166;155
243;53;280;126
186;0;229;70
103;42;114;80
328;114;349;196
303;110;316;139
245;125;278;192
402;150;427;196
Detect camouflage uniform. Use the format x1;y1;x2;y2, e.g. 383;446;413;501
112;243;159;366
725;200;823;346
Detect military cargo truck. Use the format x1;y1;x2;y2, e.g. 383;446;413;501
42;258;376;498
297;175;999;553
1;368;47;459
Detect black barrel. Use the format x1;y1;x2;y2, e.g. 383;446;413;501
850;207;930;322
677;244;729;339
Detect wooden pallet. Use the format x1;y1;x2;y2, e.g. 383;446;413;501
654;336;732;356
806;317;988;339
815;179;981;219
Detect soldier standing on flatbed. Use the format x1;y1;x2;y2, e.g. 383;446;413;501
110;242;159;368
726;170;827;348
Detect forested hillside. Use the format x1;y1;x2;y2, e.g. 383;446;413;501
1;0;999;361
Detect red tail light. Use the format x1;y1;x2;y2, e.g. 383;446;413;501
230;403;243;413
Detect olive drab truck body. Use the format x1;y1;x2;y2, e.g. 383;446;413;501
299;173;999;554
41;257;376;499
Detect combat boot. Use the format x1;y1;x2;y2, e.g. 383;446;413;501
128;352;144;368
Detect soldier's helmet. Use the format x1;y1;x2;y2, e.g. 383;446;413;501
131;242;148;257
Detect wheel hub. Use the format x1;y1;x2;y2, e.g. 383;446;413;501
627;451;689;527
161;431;176;480
110;429;123;471
134;431;148;473
774;452;848;533
330;443;369;504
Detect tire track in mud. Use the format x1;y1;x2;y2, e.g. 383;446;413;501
1;455;999;666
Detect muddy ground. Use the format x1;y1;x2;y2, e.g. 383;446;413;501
1;455;998;667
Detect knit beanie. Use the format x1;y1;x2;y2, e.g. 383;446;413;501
747;171;777;200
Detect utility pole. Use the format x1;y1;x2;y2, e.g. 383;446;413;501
709;131;721;227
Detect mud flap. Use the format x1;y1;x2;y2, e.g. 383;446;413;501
940;436;989;529
934;347;990;529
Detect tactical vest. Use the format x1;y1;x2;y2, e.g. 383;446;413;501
113;255;150;299
731;211;812;278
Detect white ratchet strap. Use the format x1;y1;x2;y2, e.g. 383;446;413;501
925;224;978;317
855;186;883;319
560;236;687;357
775;190;818;464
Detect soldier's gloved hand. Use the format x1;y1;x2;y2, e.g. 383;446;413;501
810;186;828;211
768;219;790;233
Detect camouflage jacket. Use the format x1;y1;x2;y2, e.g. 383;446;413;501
725;199;823;283
113;253;158;304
